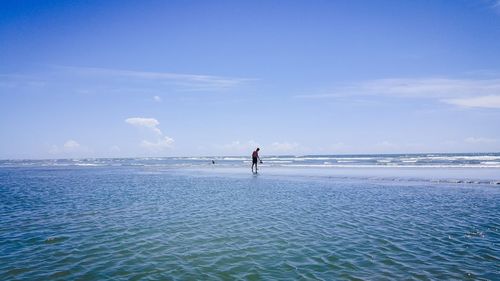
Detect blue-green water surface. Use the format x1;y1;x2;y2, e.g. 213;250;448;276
0;166;498;280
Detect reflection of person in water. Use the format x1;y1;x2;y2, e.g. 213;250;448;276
251;148;262;174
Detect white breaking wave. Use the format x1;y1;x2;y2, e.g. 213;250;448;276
281;164;500;168
1;153;500;169
480;161;500;165
425;155;500;161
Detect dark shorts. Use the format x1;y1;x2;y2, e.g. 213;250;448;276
252;157;258;164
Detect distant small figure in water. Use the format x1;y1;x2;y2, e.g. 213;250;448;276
252;147;262;174
212;160;215;165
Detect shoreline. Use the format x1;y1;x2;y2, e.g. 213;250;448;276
166;166;500;186
1;161;499;185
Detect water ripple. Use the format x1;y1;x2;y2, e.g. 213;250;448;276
0;167;499;280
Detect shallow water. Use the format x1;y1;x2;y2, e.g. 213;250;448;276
1;166;499;280
2;152;500;169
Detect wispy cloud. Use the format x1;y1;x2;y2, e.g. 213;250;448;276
296;77;500;109
464;137;497;144
443;95;500;109
0;74;46;89
0;66;254;94
59;66;254;92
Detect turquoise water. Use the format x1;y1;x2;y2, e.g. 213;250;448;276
1;165;499;280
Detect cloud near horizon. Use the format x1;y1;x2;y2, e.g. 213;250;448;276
464;137;497;144
141;136;174;151
49;140;91;155
270;142;300;152
216;140;305;154
125;117;174;152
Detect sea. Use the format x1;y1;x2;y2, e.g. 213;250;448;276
0;153;499;280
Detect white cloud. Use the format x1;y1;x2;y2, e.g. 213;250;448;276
140;136;174;151
443;95;500;109
270;142;299;152
125;117;175;152
63;140;80;150
125;117;162;135
358;78;500;98
464;137;497;144
49;139;91;156
153;95;162;102
1;66;255;95
60;66;254;91
296;77;500;109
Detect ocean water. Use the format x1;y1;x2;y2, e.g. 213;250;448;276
0;156;499;280
2;152;500;170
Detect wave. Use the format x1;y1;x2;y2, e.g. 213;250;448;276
281;164;500;168
1;153;500;169
425;155;500;161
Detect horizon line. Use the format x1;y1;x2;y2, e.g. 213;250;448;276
1;151;499;162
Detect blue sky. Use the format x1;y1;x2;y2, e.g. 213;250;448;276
1;0;500;158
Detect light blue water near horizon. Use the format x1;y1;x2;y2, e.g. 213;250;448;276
0;156;499;280
3;153;500;169
2;152;499;185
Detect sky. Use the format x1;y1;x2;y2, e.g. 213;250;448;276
1;0;500;159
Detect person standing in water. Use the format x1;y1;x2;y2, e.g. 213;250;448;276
252;148;262;173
